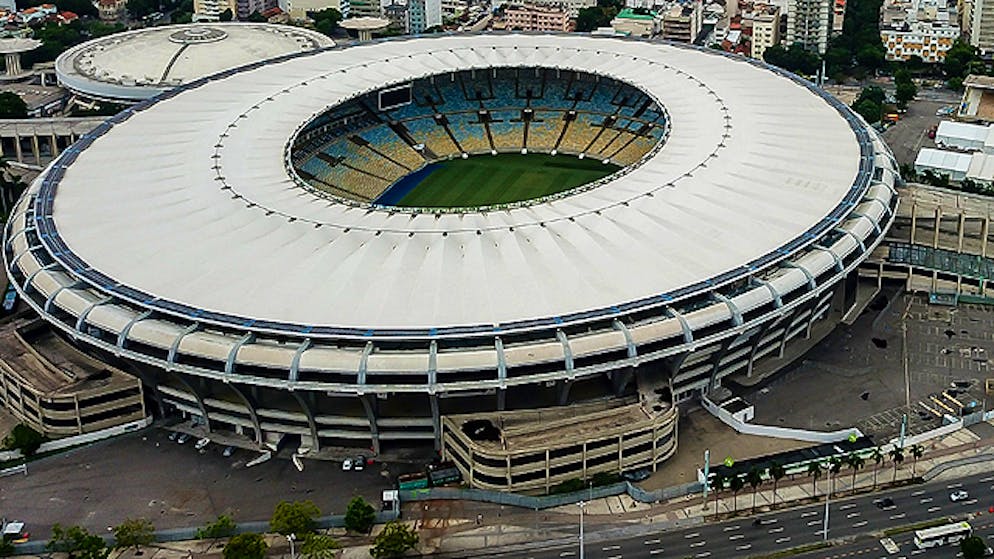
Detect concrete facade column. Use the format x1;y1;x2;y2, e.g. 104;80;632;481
14;133;22;163
30;135;40;165
360;394;381;455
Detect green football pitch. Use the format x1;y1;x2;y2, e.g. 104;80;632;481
395;153;620;208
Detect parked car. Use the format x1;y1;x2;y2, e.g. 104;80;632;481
621;468;652;482
167;431;179;442
342;458;354;471
194;437;210;450
354;455;366;471
2;285;17;313
222;446;235;458
950;489;969;502
176;433;191;444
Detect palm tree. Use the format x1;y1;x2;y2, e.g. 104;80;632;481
729;475;745;514
769;462;786;506
847;453;865;495
828;456;843;497
910;444;925;478
711;472;727;518
807;461;823;499
871;447;884;489
747;466;764;513
889;446;905;483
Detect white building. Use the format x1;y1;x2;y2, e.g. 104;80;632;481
915;147;994;183
786;0;829;53
935;120;994;151
742;4;781;59
879;0;959;62
970;0;994;53
492;0;593;17
286;0;349;18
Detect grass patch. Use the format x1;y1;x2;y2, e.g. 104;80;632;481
746;541;832;559
395;153;618;208
883;517;953;537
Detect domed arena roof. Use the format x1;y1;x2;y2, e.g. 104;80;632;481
54;23;334;103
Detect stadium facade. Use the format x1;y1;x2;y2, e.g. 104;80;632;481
4;34;897;488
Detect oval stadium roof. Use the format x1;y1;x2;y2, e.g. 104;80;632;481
40;34;871;332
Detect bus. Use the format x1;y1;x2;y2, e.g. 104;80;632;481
397;472;429;490
914;521;972;549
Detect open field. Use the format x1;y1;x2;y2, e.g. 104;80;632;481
391;153;618;208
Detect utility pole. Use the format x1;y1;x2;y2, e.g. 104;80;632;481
702;448;710;509
578;501;586;559
899;414;908;450
822;488;831;541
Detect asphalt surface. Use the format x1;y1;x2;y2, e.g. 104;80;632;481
796;516;994;559
476;472;994;559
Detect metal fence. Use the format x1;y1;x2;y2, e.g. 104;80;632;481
398;481;701;510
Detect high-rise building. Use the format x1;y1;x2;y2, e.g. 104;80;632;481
503;2;572;30
193;0;237;20
786;0;830;53
879;0;959;62
744;4;781;59
970;0;994;53
661;0;702;42
492;0;593;18
409;0;441;32
350;0;382;17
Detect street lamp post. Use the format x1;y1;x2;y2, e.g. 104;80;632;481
822;488;830;542
287;533;297;559
578;501;586;559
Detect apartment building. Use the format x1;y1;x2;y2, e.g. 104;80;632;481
786;0;830;53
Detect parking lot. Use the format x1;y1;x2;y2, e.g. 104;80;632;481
0;428;392;539
881;91;961;167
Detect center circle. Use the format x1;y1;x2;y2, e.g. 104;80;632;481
288;67;667;211
169;27;228;44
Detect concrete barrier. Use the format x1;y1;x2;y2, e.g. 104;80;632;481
701;395;862;443
0;416;153;461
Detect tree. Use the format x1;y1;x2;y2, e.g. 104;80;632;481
219;7;233;20
310;8;342;36
894;69;917;108
889;446;905;482
746;466;764;513
710;472;727;517
113;518;154;554
729;475;745;513
0;92;27;119
769;462;786;506
763;43;820;75
223;533;267;559
370;521;418;559
46;524;109;559
300;533;340;559
575;5;615;32
3;423;44;456
344;496;376;534
870;447;883;489
944;39;979;80
196;514;237;540
807;461;823;498
271;500;321;536
125;0;158;20
962;535;989;559
246;10;267;21
910;444;925;477
0;538;14;558
828;456;843;497
847;453;865;495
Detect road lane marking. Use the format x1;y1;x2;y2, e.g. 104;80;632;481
981;476;994;482
768;527;784;534
695;553;710;558
840;503;857;510
853;521;868;528
602;546;620;551
559;553;574;557
890;513;906;520
801;511;819;518
775;537;791;544
807;520;822;526
948;483;963;488
736;544;752;551
847;512;861;518
919;497;933;503
928;506;941;513
911;550;924;555
649;549;664;556
689;541;706;548
644;539;660;545
684;533;700;539
723;526;740;532
606;555;622;559
965;498;979;505
729;534;744;541
765;518;779;524
911;490;926;496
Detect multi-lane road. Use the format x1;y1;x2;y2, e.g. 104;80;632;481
480;472;994;559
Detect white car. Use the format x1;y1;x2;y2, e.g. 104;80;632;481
949;489;969;502
194;437;210;450
342;458;354;471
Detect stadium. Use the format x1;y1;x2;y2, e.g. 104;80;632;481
4;33;897;491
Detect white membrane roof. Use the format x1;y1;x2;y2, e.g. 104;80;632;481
55;23;333;101
46;34;862;330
